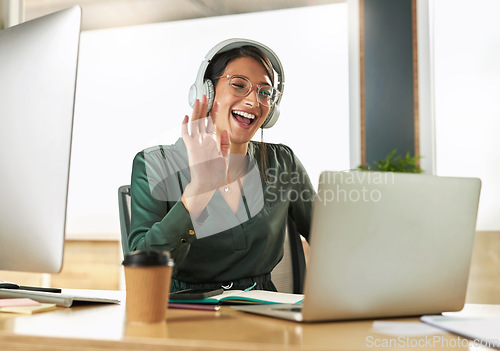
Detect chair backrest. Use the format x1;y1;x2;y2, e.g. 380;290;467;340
117;184;306;293
118;185;132;256
270;218;306;294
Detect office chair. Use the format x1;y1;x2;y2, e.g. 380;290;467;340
118;185;306;293
118;185;132;257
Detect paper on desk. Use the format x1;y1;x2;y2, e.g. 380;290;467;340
0;303;56;314
371;321;446;337
0;298;40;307
421;315;500;348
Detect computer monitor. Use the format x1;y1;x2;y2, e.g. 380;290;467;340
0;6;81;273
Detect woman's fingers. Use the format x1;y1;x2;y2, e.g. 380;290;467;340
182;95;229;196
220;130;230;158
190;95;209;135
206;114;216;135
191;96;209;121
210;101;219;125
181;115;189;137
191;97;200;121
199;95;209;120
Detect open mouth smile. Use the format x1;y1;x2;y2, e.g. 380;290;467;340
232;110;257;127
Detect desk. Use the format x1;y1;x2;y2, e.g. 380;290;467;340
0;291;498;351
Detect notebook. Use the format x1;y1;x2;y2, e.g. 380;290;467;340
234;171;481;322
169;289;303;305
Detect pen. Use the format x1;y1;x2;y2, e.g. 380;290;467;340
168;303;220;311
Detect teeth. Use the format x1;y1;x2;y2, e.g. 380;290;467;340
233;110;255;119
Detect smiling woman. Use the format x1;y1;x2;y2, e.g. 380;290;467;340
210;55;272;152
128;38;316;293
65;4;349;240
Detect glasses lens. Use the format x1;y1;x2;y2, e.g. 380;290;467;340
229;76;251;97
258;87;280;107
227;75;280;107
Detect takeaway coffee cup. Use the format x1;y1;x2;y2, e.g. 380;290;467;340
123;250;174;323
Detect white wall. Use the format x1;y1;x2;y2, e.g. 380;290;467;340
66;4;350;238
433;0;500;230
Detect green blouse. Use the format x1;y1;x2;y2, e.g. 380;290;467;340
130;138;315;291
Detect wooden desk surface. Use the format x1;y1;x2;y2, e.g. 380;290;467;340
0;292;498;351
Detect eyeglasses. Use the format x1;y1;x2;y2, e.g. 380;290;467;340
217;75;281;107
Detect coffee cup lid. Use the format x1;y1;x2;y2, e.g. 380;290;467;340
123;250;174;267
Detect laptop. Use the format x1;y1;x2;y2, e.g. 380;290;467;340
234;171;481;322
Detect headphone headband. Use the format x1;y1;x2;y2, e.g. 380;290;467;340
188;38;284;129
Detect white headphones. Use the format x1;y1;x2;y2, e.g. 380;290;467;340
188;38;285;129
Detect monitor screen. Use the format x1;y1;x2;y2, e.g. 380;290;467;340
0;6;81;273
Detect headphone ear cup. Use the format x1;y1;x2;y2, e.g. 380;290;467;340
204;79;214;112
188;79;214;111
262;104;280;129
188;83;198;107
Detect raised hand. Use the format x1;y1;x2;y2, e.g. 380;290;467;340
181;95;229;216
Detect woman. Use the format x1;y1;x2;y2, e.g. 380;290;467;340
129;39;315;292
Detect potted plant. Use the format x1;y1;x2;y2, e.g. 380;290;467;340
358;149;423;173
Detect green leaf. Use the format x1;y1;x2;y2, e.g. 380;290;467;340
358;149;424;173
